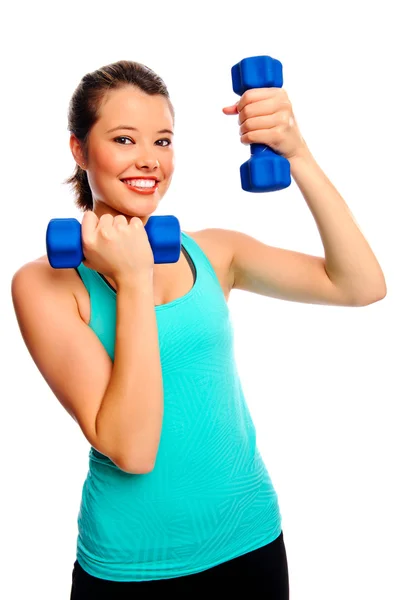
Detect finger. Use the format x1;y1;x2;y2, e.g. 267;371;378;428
113;214;128;228
240;128;275;146
222;103;239;115
99;214;114;223
98;214;114;239
99;214;114;230
236;87;282;112
129;216;144;229
238;97;284;125
81;210;98;242
239;114;281;135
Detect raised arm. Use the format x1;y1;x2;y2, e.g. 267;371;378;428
11;263;163;474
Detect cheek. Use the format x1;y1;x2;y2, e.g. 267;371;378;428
92;142;124;173
100;152;124;173
165;154;175;174
87;149;121;197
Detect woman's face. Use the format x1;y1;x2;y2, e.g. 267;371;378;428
71;86;175;224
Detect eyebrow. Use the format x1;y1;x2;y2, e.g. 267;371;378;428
106;125;174;135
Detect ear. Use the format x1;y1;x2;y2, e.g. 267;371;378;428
69;134;85;168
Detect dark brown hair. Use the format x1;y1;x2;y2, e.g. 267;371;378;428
64;60;174;212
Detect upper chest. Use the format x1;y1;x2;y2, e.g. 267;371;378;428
155;229;233;299
43;229;234;326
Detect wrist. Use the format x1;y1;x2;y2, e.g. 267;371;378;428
115;270;154;292
288;142;312;163
288;145;316;179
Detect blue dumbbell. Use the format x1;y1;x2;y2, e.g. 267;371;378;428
46;215;181;269
231;55;291;192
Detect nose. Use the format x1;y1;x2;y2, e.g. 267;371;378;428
135;156;160;172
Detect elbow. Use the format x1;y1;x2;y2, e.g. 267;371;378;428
351;279;387;306
115;454;155;475
370;278;388;304
356;287;387;307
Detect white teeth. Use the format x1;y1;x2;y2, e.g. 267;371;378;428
124;179;156;188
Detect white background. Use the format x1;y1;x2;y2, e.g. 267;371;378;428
2;0;398;598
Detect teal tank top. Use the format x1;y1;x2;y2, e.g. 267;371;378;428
74;231;282;581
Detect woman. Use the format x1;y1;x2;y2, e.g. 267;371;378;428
11;60;386;597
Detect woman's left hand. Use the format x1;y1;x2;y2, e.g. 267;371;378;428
223;88;307;161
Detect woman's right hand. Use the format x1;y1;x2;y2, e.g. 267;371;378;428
81;211;155;283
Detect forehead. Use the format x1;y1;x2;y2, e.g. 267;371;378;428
97;86;173;127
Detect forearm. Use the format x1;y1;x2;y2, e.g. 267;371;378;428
289;146;387;303
95;275;163;472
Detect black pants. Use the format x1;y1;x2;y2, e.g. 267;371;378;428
70;530;289;598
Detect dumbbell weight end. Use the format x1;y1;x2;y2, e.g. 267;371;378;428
232;55;291;193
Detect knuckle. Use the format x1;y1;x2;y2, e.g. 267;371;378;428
132;217;143;228
99;227;112;240
275;125;285;140
114;215;128;228
83;235;94;247
239;106;249;122
281;111;292;125
279;88;289;101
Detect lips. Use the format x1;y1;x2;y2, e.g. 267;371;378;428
120;177;159;183
121;178;159;195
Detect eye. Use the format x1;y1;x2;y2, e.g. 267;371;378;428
113;136;172;147
156;138;172;147
114;136;133;145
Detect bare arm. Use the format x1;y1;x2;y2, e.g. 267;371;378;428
11;264;163;474
95;275;164;473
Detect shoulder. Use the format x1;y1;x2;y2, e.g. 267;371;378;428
11;256;55;288
12;255;75;285
183;228;235;262
183;228;236;289
11;256;81;311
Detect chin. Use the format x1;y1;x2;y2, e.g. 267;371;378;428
125;204;160;222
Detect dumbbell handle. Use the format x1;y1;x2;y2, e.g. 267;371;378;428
232;56;284;159
46;215;181;269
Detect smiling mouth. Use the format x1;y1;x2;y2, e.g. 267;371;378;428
121;178;159;195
